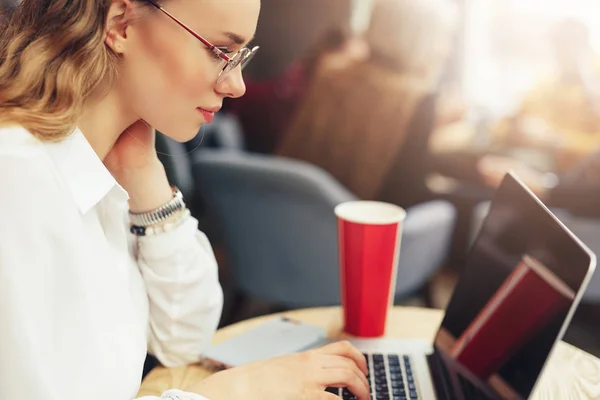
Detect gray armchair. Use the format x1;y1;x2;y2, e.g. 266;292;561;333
193;150;456;308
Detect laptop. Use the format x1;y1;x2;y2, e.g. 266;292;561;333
326;173;596;399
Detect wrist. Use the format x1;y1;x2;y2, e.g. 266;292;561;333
116;159;173;213
188;380;223;400
129;190;190;237
190;370;244;400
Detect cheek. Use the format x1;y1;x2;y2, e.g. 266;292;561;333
124;29;216;107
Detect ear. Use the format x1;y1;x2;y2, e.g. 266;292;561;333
104;0;135;55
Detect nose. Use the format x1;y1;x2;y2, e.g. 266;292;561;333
215;66;247;99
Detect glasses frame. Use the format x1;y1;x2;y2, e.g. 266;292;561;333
145;0;258;83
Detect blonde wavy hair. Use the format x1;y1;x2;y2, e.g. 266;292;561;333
0;0;147;141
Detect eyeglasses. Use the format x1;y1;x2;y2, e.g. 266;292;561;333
145;0;259;84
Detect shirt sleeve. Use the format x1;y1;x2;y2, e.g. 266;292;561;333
133;214;224;367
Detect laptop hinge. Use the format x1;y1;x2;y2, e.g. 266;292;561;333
426;352;453;400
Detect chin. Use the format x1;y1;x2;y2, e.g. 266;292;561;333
160;125;202;143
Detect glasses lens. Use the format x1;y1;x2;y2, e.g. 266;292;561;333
240;48;257;70
227;48;249;73
216;46;259;83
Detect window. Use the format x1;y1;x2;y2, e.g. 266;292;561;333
461;0;600;119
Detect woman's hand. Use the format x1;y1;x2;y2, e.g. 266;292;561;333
104;120;173;212
192;341;371;400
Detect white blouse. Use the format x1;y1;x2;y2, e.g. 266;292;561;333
0;126;220;400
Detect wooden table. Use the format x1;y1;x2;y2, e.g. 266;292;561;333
138;306;600;399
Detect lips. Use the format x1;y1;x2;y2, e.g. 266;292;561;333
197;106;221;123
198;106;222;113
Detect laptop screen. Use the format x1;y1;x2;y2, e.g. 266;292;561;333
433;174;594;399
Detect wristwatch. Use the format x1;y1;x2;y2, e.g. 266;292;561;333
128;185;185;227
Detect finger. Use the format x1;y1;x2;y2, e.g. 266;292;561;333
320;355;369;391
316;341;368;375
316;341;367;373
321;368;371;400
317;392;344;400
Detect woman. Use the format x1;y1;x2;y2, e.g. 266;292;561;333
0;0;369;399
276;0;458;208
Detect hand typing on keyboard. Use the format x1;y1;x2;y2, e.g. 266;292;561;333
189;340;371;399
328;354;419;399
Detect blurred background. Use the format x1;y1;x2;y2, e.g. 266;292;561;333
176;0;600;359
5;0;600;360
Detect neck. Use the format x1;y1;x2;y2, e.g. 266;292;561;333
78;86;138;160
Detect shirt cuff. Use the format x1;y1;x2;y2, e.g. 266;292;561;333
136;215;204;261
161;389;210;400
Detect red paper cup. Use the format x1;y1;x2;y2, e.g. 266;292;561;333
335;201;406;337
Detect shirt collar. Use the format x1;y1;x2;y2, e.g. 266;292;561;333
44;127;129;214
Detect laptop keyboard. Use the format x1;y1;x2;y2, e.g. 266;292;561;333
326;353;420;399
